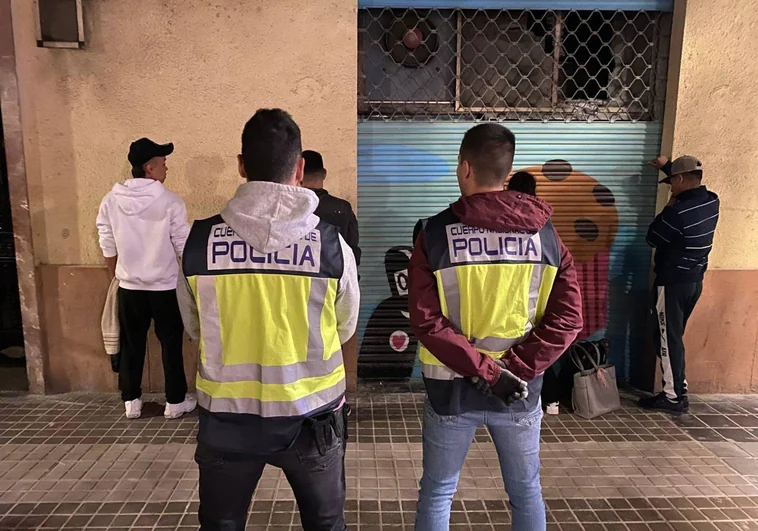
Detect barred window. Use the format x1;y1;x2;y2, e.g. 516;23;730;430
358;8;671;122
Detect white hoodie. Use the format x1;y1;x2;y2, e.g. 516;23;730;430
96;179;190;291
177;181;360;345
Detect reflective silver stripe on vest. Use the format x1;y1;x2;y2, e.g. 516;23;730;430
197;379;346;417
524;264;545;336
472;336;521;353
438;267;461;328
198;353;344;384
307;276;329;361
196;275;339;384
421;363;459;380
197;275;223;365
420;336;522;380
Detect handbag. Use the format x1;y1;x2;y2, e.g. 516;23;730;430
570;341;621;419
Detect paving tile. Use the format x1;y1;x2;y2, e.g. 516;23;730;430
715;428;758;442
737;442;758;458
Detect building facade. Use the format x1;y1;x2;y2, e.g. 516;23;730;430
0;0;754;394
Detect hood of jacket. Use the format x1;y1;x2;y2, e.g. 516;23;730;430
111;178;166;216
221;181;320;254
451;190;553;233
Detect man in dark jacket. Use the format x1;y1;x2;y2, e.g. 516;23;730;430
303;150;361;266
409;123;583;530
640;155;719;414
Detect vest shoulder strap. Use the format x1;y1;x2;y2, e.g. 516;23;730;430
422;208;457;271
540;220;562;269
314;219;344;279
183;215;224;277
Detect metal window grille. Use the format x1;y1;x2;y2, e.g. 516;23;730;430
358;8;672;122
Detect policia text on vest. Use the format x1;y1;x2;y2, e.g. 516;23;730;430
209;224;321;272
447;223;542;262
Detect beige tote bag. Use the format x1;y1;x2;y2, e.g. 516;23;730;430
570;342;621;419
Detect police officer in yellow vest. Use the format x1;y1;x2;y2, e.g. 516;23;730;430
177;109;359;531
409;124;583;530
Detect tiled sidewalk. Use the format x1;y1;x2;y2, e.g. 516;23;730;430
1;389;758;530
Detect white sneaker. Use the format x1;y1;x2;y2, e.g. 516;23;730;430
546;402;560;415
125;398;143;419
164;395;197;419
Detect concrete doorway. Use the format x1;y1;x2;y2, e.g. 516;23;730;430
0;116;27;392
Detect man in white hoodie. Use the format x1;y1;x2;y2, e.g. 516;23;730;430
96;138;196;420
177;109;359;530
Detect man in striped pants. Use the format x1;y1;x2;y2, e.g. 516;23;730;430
640;155;720;414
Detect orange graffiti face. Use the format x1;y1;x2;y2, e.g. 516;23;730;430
509;160;619;263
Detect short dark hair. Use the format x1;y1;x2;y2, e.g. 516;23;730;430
460;124;516;187
131;165;146;178
303;150;325;178
241;109;302;183
684;170;703;182
507;171;537;196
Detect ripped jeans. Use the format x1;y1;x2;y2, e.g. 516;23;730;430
415;400;545;531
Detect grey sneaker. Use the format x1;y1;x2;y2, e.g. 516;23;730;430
164;395;197;419
125;398;143;420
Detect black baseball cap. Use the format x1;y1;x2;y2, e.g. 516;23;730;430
128;138;174;169
303;150;325;173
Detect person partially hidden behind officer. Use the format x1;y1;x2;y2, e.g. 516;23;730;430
177;109;360;531
507;170;537;196
302;150;361;266
413;170;538;246
96;138;196;420
409;123;583;531
640;155;719;414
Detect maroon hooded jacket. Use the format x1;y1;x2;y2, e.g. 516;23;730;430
409;190;583;402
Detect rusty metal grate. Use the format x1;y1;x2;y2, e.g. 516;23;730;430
358;8;671;122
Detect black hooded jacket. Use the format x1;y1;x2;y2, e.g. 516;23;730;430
310;188;361;266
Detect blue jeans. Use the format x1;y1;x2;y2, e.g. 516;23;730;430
415;400;545;531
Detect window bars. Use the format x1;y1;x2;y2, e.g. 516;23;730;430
358;8;672;122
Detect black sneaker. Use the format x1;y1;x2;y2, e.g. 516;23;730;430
638;393;684;414
681;394;690;413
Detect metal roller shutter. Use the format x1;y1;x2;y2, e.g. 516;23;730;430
356;121;662;381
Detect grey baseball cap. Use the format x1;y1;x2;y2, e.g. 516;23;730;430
660;155;703;184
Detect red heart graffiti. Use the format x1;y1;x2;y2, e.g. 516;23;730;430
391;333;407;351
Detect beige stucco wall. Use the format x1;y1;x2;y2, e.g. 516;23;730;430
669;0;758;269
12;0;357;266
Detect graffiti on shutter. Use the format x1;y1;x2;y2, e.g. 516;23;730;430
357;122;662;382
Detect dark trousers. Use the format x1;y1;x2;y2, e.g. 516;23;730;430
654;282;703;401
195;408;348;531
541;364;561;405
117;288;187;404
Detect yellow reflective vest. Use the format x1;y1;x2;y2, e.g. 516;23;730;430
416;209;562;412
182;215;346;418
